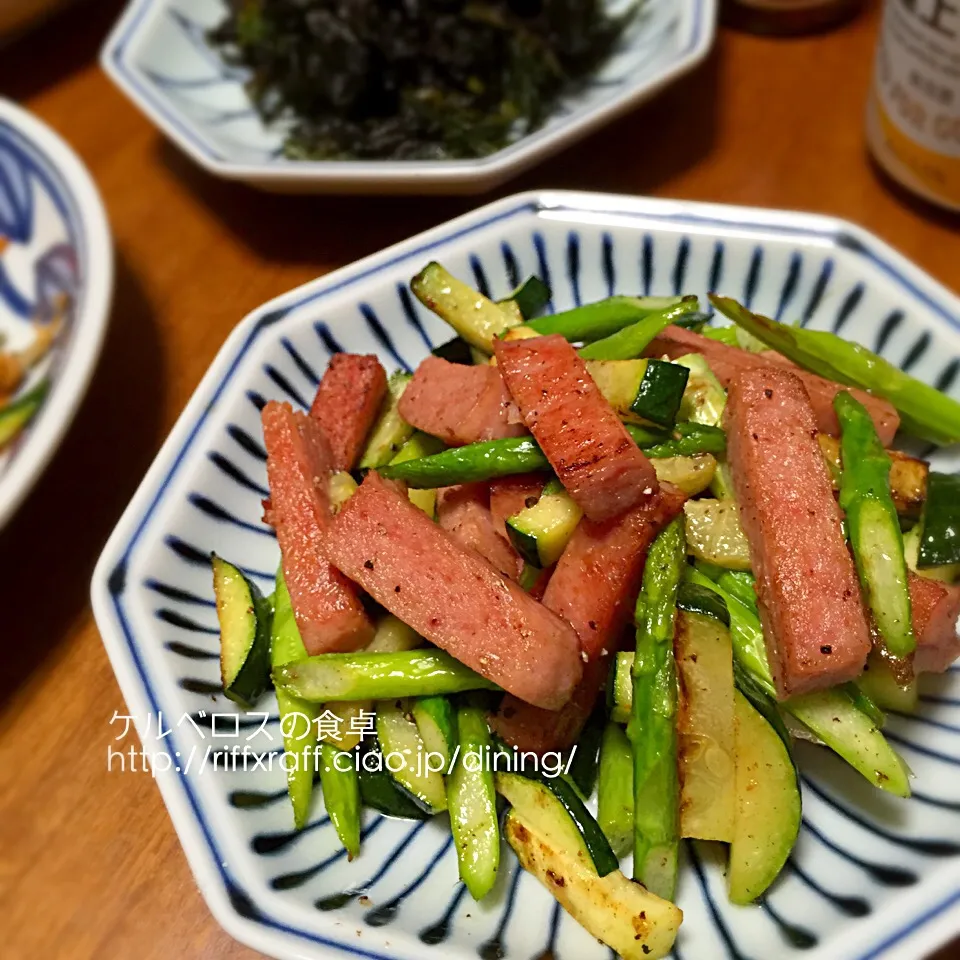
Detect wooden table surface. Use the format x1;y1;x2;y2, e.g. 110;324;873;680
0;3;957;958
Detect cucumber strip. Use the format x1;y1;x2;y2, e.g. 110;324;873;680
857;651;919;711
0;379;48;448
328;471;358;513
652;453;717;496
526;294;690;342
213;554;272;709
836;391;915;657
504;808;682;960
376;699;447;813
495;770;618;877
674;354;726;426
274;650;500;702
500;275;551;319
578;300;702;360
390;432;445;516
597;722;634;857
358;740;430;820
358;371;414;468
271;572;319;829
683;499;752;570
318;743;362;857
506;485;583;567
787;688;911;797
566;708;605;798
727;690;801;904
448;705;499;899
918;472;960;567
411;695;457;768
412;262;519;352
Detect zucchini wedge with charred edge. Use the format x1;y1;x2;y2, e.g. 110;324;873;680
376;699;447;813
212;554;272;709
506;478;582;567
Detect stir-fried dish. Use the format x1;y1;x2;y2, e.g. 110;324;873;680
212;263;960;959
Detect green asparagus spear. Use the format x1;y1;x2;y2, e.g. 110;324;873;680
597;722;635;857
702;326;740;346
637;422;727;459
579;301;700;361
273;650;500;702
318;743;361;857
525;295;694;342
835;390;915;657
628;516;685;900
711;294;960;445
271;572;319;830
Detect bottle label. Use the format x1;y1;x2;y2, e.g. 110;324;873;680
873;0;960;205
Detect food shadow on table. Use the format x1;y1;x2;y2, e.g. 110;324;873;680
151;40;719;267
0;254;165;709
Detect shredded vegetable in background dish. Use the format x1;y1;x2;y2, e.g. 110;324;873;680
210;265;960;960
208;0;636;160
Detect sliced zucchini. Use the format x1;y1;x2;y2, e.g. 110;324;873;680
368;613;423;653
585;359;647;415
212;554;272;709
500;325;542;343
325;699;371;753
500;275;551;319
412;695;457;768
675;611;736;843
328;471;358;513
0;379;48;448
596;722;634;858
609;651;632;724
495;771;618;877
857;651;918;711
375;699;448;813
903;524;960;583
358;739;430;820
358;371;414;468
674;354;726;426
728;690;801;904
566;707;605;799
271;571;319;829
412;262;520;353
709;459;737;500
390;432;445;517
683;499;752;570
506;484;583;567
918;472;960;568
448;705;499;899
431;336;474;365
586;358;689;428
503;809;682;960
787;687;911;797
652;453;717;496
676;580;730;626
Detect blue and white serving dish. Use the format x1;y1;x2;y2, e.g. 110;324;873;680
100;0;716;194
92;191;960;960
0;98;112;531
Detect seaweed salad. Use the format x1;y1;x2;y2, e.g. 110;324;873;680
208;0;635;161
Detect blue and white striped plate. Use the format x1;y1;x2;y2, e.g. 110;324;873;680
91;191;960;960
100;0;715;193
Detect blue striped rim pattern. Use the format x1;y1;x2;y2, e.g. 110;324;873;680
0;117;84;476
93;195;960;960
101;0;708;175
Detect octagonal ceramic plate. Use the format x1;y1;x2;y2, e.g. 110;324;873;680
92;191;960;960
100;0;715;194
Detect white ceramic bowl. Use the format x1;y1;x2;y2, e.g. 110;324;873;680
92;190;960;960
0;98;112;531
100;0;716;194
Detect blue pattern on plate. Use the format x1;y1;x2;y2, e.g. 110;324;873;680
94;196;960;960
0;118;83;465
103;0;707;170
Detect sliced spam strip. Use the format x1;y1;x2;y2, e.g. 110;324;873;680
910;573;960;674
323;472;583;709
647;326;900;445
489;473;547;542
397;355;525;446
309;353;387;470
490;485;687;752
262;401;374;655
494;334;659;522
724;369;871;697
437;483;523;579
